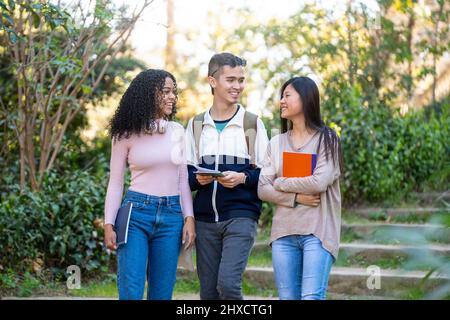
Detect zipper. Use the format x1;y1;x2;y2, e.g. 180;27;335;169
212;129;220;222
210;106;239;223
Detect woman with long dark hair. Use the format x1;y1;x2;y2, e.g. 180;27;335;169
103;69;195;300
258;76;342;300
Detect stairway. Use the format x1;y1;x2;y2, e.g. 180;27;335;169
177;191;450;300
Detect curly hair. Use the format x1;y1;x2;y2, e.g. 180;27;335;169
110;69;178;140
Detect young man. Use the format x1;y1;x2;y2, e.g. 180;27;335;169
185;52;269;300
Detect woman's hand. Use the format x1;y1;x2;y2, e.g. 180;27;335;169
196;174;215;185
273;177;284;191
104;224;117;250
182;216;196;250
296;193;321;207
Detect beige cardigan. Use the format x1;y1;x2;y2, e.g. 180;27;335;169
258;131;341;259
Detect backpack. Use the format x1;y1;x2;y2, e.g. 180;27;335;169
192;109;258;166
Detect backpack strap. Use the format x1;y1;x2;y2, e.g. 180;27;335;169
243;111;258;166
192;112;205;164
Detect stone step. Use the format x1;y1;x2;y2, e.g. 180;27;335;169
177;266;449;299
252;241;450;259
0;293;398;300
257;223;450;244
341;223;450;243
173;292;395;300
347;207;449;219
173;293;277;300
411;191;450;204
242;266;450;298
327;293;397;300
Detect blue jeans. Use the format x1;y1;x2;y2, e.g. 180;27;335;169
117;189;184;300
272;234;334;300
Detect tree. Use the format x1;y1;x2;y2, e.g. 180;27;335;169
423;0;449;108
0;0;153;191
165;0;176;73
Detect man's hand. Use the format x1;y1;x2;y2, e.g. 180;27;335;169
104;224;117;250
196;174;215;185
296;193;321;207
216;171;245;188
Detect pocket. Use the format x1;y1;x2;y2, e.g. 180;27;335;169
123;199;145;210
235;218;257;238
168;202;183;216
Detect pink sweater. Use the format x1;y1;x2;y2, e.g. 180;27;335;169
104;121;194;225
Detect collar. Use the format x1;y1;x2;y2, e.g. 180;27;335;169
203;104;245;128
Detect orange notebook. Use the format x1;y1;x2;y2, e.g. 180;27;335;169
282;152;317;177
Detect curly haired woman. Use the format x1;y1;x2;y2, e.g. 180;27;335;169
103;69;195;300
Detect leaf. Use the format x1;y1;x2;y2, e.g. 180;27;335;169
2;12;13;25
59;242;66;256
8;30;17;44
31;3;43;12
81;85;93;95
51;203;60;214
8;0;14;11
0;2;8;11
32;12;40;28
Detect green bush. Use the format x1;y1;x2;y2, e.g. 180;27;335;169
323;85;449;204
0;167;111;277
0;268;42;297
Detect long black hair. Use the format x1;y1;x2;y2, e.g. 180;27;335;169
280;76;343;172
110;69;177;141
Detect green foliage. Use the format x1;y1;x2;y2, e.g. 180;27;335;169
0;269;42;297
0;0;149;191
385;212;450;299
69;274;118;298
331;88;449;203
259;201;275;229
0;165;110;277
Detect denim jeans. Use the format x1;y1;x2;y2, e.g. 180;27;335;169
117;189;184;300
272;234;334;300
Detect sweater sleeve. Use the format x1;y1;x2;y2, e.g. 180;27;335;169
273;139;340;194
104;138;129;226
258;137;297;208
185;117;204;191
177;125;194;218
